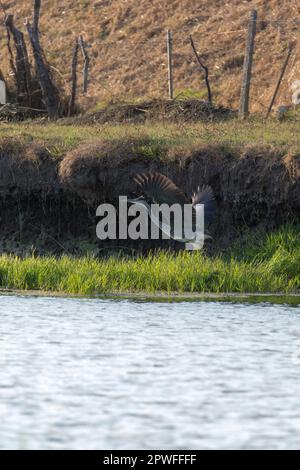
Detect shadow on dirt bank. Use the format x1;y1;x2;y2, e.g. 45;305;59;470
0;136;299;256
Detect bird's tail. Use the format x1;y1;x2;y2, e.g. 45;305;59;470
185;233;211;251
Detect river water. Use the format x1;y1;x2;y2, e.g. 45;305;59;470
0;294;300;450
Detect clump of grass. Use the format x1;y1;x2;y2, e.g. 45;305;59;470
0;225;299;296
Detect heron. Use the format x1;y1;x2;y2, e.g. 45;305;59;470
128;172;215;249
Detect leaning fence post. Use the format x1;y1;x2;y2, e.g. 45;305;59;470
266;45;293;119
167;29;174;100
239;9;257;119
189;34;212;104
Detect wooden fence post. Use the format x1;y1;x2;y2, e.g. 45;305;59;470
167;29;174;100
79;35;90;93
68;38;79;117
239;9;257;119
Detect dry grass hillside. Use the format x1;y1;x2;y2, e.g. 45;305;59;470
0;0;300;113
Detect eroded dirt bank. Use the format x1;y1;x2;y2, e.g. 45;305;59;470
0;137;299;256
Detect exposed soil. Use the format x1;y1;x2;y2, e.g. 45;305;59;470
0;136;299;256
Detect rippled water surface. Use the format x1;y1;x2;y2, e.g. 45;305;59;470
0;295;300;450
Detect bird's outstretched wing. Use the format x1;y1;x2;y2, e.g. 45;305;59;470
192;186;215;224
134;172;189;206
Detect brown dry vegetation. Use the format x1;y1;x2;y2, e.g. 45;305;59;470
69;99;234;124
0;0;299;113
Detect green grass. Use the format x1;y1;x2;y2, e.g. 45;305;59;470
0;225;299;296
0;116;300;158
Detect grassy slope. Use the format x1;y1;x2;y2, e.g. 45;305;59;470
0;0;299;112
0;118;300;157
0;225;299;295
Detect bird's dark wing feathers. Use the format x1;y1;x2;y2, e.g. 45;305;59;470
134;172;189;206
192;186;216;224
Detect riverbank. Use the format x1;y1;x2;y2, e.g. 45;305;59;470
0;117;299;257
0;225;299;296
0;118;299;296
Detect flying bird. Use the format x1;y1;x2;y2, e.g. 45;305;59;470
128;172;215;249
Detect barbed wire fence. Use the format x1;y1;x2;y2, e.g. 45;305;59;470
0;4;299;120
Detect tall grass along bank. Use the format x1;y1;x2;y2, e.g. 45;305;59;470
0;226;299;296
